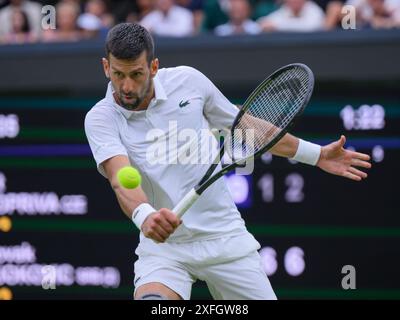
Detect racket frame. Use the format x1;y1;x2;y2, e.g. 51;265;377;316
174;63;315;217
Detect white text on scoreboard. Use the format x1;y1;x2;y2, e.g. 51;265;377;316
340;104;385;130
0;114;19;139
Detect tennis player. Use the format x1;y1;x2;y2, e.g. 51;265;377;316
84;23;371;300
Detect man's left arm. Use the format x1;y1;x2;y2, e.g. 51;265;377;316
270;133;371;181
191;67;371;181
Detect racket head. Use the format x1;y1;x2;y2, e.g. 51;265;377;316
228;63;314;163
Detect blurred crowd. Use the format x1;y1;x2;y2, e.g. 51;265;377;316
0;0;399;44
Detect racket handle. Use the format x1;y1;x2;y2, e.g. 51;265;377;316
173;188;200;218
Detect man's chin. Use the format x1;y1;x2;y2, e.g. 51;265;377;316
123;105;139;111
121;99;140;110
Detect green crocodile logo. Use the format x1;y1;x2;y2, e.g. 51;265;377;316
179;100;190;108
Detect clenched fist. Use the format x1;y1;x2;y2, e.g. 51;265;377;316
141;208;182;243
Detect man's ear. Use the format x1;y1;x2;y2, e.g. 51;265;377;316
102;57;110;79
150;58;159;78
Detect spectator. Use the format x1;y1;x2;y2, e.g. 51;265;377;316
201;0;229;32
109;0;138;23
215;0;261;35
2;7;37;43
252;0;280;20
347;0;400;28
258;0;325;32
0;0;42;38
78;0;114;29
323;0;346;29
126;0;154;23
366;0;395;27
140;0;194;36
78;0;113;38
42;1;82;42
175;0;205;33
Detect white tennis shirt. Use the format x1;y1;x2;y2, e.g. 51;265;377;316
85;66;260;252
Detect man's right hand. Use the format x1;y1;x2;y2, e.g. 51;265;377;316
141;208;182;243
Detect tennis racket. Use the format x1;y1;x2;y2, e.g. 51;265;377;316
173;63;315;218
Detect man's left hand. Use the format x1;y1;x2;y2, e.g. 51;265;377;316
317;135;371;181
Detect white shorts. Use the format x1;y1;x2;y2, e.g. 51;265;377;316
134;233;277;300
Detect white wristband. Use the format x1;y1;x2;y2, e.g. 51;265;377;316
291;139;321;166
132;203;156;230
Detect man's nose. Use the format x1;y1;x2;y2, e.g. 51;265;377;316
121;79;135;94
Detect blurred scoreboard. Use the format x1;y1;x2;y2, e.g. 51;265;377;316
0;94;399;300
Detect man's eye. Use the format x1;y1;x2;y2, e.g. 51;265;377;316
114;72;123;78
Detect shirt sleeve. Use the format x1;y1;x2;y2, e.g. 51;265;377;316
84;107;128;178
186;67;239;131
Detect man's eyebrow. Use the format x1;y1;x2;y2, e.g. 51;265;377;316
111;67;123;72
111;67;144;73
129;68;144;73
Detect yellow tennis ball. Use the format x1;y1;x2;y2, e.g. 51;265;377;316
117;166;141;189
0;287;12;300
0;217;12;232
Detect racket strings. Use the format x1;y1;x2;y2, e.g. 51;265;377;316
231;67;311;160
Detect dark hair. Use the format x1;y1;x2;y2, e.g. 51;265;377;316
105;23;154;65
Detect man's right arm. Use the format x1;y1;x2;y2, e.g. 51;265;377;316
103;155;148;219
102;155;181;243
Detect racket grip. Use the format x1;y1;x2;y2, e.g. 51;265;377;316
172;188;200;218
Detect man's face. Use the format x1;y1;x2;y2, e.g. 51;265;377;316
368;0;385;13
102;51;158;110
285;0;305;14
229;0;250;24
156;0;174;14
